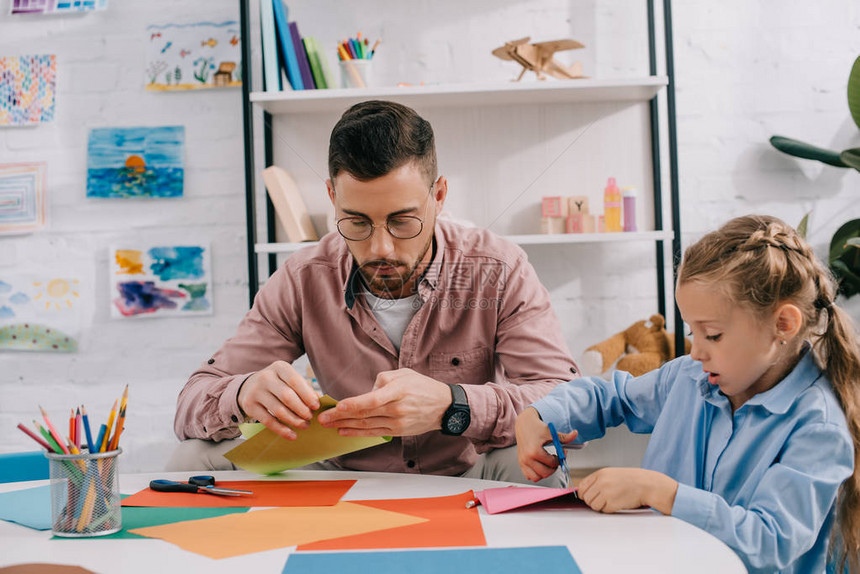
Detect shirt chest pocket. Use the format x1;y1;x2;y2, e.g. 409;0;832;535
428;346;493;386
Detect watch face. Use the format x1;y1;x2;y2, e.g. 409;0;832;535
446;410;470;434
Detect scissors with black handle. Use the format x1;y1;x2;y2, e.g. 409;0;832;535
149;475;253;497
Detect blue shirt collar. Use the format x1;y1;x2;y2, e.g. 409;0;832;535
697;343;823;414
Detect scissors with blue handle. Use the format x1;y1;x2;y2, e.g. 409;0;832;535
149;476;253;497
547;422;571;489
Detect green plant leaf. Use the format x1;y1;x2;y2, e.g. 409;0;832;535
769;136;848;167
839;148;860;171
830;219;860;263
847;237;860;248
831;259;860;299
797;213;809;239
849;55;860;131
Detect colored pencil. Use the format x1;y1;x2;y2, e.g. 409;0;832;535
69;409;75;447
109;386;128;451
75;480;97;532
94;424;107;455
34;420;63;454
17;422;51;451
40;406;70;454
100;400;118;452
75;407;82;451
81;405;96;453
108;405;126;451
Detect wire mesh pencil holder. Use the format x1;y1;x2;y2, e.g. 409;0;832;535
46;448;122;537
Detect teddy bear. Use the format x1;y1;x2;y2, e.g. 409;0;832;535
580;314;691;377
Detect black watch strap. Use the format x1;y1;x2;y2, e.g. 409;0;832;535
450;383;467;408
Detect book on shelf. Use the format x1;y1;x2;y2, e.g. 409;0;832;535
271;0;303;90
289;21;316;90
303;37;326;89
259;0;280;91
261;166;319;243
314;37;335;89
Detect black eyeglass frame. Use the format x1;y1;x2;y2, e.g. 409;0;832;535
334;183;436;242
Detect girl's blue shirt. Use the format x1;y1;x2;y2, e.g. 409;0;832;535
532;348;853;574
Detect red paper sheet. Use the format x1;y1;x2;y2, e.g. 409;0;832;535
296;491;486;551
121;480;355;508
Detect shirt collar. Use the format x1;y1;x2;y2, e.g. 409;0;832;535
697;343;822;414
342;222;445;309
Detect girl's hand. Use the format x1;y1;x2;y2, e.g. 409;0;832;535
577;468;678;514
515;407;578;483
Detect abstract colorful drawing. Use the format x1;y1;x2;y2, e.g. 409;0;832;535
11;0;107;13
0;163;46;235
0;55;56;126
87;126;184;198
146;21;241;91
0;276;82;352
109;244;213;318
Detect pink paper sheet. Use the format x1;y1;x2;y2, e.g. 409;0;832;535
475;486;579;514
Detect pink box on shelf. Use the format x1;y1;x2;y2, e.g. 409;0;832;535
541;197;567;218
566;213;584;233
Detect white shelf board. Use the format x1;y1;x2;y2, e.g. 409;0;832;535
251;77;668;114
255;230;675;255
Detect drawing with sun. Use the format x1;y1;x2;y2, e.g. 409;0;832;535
0;276;83;352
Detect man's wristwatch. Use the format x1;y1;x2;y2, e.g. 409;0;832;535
441;384;471;436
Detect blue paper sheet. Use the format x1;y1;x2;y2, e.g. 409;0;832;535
0;485;52;530
282;546;582;574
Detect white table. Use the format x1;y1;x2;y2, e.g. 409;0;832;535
0;470;746;573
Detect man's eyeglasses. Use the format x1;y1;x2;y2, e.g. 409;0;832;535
336;185;434;242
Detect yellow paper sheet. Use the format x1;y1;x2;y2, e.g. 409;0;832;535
128;502;428;560
225;395;391;474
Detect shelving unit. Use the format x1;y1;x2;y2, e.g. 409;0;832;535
250;77;668;114
238;0;683;353
256;230;676;255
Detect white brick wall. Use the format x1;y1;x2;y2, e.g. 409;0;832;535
1;0;858;472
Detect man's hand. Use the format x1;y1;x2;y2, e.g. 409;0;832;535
515;407;578;482
317;368;451;437
577;468;678;514
237;360;321;440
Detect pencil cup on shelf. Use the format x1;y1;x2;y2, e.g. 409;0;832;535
47;448;122;537
340;60;372;88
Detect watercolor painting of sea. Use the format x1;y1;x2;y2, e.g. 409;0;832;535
86;126;184;198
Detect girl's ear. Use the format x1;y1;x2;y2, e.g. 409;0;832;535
775;303;803;342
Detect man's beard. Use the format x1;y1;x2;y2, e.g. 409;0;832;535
357;235;433;298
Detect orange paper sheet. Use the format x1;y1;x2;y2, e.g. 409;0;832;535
121;479;355;508
128;502;428;560
297;491;486;551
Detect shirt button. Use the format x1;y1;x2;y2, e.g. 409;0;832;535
207;358;215;365
406;460;416;468
570;367;577;374
231;415;239;423
451;358;460;366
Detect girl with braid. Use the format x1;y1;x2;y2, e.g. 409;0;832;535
516;215;860;573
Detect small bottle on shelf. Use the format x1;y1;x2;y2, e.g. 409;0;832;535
622;186;637;232
603;177;622;232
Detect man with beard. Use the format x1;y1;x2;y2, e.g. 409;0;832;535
169;101;578;484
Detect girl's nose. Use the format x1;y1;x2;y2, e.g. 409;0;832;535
689;339;706;363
